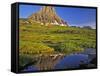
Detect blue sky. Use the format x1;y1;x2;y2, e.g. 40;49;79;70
19;5;96;28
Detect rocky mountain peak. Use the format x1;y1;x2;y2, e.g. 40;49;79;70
28;6;68;26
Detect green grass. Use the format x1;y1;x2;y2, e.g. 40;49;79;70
19;22;96;55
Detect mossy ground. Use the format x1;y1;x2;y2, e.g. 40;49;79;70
19;22;96;67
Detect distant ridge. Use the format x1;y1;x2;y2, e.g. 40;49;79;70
28;6;68;26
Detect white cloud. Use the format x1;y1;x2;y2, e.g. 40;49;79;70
69;22;96;29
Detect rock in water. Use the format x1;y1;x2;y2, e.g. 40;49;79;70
28;6;68;26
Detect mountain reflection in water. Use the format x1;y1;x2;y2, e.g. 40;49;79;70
22;48;96;72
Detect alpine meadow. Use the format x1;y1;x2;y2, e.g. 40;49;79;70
19;5;97;72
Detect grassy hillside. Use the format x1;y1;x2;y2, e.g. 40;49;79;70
19;22;96;55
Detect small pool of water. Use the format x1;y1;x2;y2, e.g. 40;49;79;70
55;54;89;69
22;48;96;72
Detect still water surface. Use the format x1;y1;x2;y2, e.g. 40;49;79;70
22;48;96;72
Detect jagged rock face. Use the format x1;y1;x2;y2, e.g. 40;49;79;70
28;6;68;26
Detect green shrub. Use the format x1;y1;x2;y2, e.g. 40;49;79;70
19;42;54;54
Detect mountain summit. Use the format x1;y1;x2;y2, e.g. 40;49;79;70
28;6;68;26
